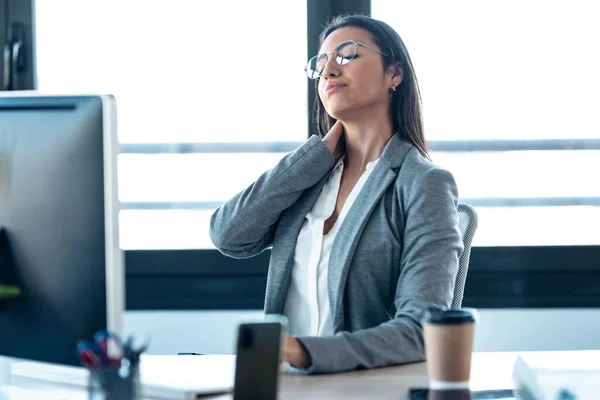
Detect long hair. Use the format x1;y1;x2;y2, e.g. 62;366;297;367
315;15;430;160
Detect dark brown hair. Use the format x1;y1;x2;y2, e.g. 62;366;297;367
315;14;430;160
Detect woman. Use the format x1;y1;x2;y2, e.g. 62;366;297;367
210;15;463;374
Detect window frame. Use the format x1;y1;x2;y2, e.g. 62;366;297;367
0;1;5;82
0;0;35;91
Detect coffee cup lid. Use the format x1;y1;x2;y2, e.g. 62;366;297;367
422;307;479;325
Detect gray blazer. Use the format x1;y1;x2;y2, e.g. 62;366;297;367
209;134;463;374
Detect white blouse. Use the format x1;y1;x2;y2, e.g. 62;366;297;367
283;157;379;337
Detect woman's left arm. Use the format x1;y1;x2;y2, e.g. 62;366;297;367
294;167;464;374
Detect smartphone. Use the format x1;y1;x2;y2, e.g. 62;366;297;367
233;316;288;400
409;388;515;400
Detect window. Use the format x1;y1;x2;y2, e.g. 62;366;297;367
30;1;600;309
372;0;600;246
34;0;308;249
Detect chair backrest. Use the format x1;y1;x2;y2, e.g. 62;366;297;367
452;203;478;309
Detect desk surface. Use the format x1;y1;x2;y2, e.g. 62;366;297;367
0;351;590;400
255;352;517;400
278;352;518;400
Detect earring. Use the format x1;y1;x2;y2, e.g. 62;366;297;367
391;85;396;92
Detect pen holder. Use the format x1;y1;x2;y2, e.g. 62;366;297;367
87;362;141;400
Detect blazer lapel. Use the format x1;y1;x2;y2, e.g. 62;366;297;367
265;171;331;315
328;134;415;330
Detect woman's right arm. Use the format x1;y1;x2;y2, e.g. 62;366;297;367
209;135;335;259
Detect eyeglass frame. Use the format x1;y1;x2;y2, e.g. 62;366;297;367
305;40;390;79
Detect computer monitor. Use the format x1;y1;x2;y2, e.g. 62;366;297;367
0;93;123;366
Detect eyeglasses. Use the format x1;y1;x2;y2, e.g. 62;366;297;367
305;40;389;79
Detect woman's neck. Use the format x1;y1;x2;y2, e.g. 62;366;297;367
341;114;394;175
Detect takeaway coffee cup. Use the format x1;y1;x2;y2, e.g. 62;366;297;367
422;307;479;390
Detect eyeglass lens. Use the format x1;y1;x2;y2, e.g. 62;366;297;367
306;41;357;79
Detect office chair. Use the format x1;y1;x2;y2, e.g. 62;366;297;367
451;203;478;309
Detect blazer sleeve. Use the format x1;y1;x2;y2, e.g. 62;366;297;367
209;135;334;259
295;167;463;374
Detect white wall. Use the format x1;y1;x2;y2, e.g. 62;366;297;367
473;309;600;352
123;310;264;355
123;308;600;355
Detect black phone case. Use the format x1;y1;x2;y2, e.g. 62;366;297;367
233;320;285;400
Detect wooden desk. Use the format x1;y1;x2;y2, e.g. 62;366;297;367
210;352;520;400
5;351;592;399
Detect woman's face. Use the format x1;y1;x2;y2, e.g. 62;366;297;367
317;27;400;121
